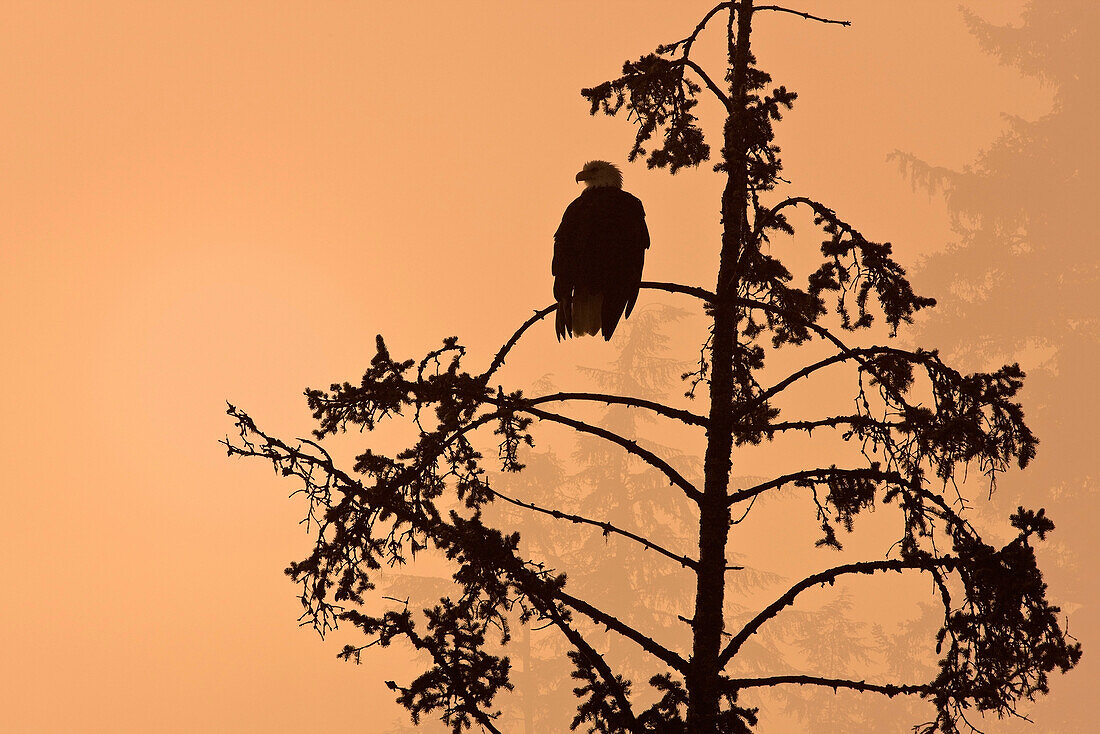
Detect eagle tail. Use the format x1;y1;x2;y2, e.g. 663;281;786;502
572;289;603;337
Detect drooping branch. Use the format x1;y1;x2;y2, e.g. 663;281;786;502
258;404;697;673
754;6;852;27
754;195;830;235
490;486;698;571
371;608;509;734
719;557;959;666
657;3;734;109
225;405;676;724
680;58;732;109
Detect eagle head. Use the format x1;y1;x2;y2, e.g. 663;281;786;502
575;160;623;189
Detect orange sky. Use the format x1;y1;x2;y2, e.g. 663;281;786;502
2;2;1089;732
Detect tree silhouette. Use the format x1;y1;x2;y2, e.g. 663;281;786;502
224;3;1079;732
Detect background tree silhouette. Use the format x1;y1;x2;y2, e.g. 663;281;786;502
893;1;1096;730
224;2;1080;732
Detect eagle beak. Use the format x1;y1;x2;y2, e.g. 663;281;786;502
575;170;588;183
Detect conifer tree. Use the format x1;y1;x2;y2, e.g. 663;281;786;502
225;3;1080;732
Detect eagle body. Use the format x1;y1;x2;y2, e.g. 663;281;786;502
553;162;650;341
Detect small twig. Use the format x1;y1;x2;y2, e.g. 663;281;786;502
730;492;759;524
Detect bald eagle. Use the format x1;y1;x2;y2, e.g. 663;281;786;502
553;161;650;341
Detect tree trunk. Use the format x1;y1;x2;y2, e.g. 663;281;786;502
686;1;754;730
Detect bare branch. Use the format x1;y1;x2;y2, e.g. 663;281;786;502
525;391;707;427
660;3;734;57
727;466;901;506
484;286;709;387
720;556;959;666
727;675;930;697
734;296;920;410
754;6;851;27
493;400;703;504
762;414;905;434
641;280;716;303
479;304;556;386
748;346;919;411
558;589;690;674
490;486;698;571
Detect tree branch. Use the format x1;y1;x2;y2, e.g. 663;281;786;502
640;280;716;303
734;296;923;412
753;195;858;242
492;400;703;504
748;347;918;413
720;557;959;667
543;605;643;732
754;6;851;27
490;486;698;571
558;589;690;674
525;391;707;427
761;414;904;435
483;285;710;388
383;620;508;734
479;304;556;386
726;675;931;697
633;284;936;437
661;3;735;58
229;405;658;725
727;466;902;506
681;58;732;109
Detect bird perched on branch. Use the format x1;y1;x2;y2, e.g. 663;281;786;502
553;160;650;341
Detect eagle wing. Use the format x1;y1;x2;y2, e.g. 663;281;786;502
552;196;587;340
596;191;648;340
553;189;649;341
